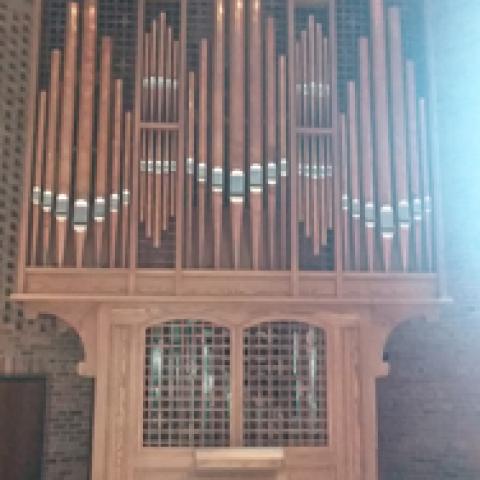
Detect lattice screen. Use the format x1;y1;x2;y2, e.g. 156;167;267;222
243;321;328;446
144;320;230;447
0;0;32;327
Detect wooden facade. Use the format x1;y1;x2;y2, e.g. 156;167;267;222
12;0;448;479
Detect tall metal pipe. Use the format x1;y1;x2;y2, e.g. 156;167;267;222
163;28;173;233
198;39;208;268
419;97;432;271
340;113;350;269
186;71;195;267
31;91;47;265
74;0;97;267
94;37;112;266
370;0;393;270
406;60;422;270
323;36;333;237
249;0;263;270
279;54;288;269
359;37;375;271
122;112;132;268
212;0;225;268
110;80;123;267
347;81;361;270
56;2;79;267
229;0;245;269
388;7;410;271
266;17;277;269
43;49;61;265
171;39;179;218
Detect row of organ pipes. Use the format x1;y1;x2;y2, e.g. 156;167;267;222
340;1;433;272
26;0;434;272
30;0;133;268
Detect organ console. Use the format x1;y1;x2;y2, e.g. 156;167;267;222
20;0;437;273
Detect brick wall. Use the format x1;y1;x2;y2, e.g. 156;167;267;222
378;0;480;478
0;1;93;479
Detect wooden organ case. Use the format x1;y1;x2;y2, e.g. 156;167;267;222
13;0;448;479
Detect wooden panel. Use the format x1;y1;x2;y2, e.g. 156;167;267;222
342;274;437;299
135;271;176;295
25;270;129;295
299;273;337;297
180;273;291;297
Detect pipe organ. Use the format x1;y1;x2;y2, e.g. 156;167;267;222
24;0;435;273
15;1;446;480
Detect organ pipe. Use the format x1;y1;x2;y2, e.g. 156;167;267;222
197;39;208;268
186;72;195;267
43;49;61;265
74;0;97;267
95;37;112;266
56;2;78;267
122;112;132;268
279;55;288;269
419;98;433;271
212;0;225;268
358;37;375;271
31;91;47;265
406;60;422;270
370;0;393;271
388;7;410;271
266;17;277;269
109;80;123;268
229;0;245;269
249;0;263;270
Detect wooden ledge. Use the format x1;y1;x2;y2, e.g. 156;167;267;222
195;448;284;471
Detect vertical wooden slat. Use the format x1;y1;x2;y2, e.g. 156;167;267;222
31;91;47;266
266;17;277;270
43;49;61;265
56;2;79;267
146;32;154;238
388;7;410;271
300;31;308;231
229;0;245;269
370;0;393;271
279;55;288;269
122;112;132;268
358;37;375;271
198;39;208;268
249;0;263;270
140;33;149;225
109;80;123;267
149;19;157;122
94;37;112;266
74;0;97;267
